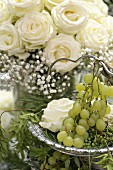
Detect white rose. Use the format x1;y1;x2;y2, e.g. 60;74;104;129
1;112;13;130
7;0;43;17
78;1;107;21
98;16;113;34
79;0;108;17
0;23;24;57
16;11;56;50
93;0;108;16
0;0;13;24
39;98;74;132
76;19;109;52
44;34;81;73
51;0;88;35
0;89;14;130
44;0;65;11
0;90;14;111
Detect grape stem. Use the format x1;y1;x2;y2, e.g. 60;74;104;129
42;158;47;170
48;55;113;77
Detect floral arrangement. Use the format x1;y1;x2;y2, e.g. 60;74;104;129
0;0;113;170
0;0;113;98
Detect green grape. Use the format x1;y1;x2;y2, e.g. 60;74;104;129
51;168;57;170
78;119;88;128
100;100;106;109
73;138;84;148
102;85;109;96
98;108;106;117
80;109;89;119
106;105;111;114
57;131;67;142
96;119;106;131
45;163;51;169
78;91;85;98
83;132;89;140
76;83;85;91
76;125;86;136
101;95;107;101
65;123;73;131
84;73;93;84
61;154;70;161
108;86;113;96
92;78;99;95
93;90;98;98
83;102;90;110
73;102;81;115
53;151;62;160
60;168;68;170
88;87;92;93
85;124;89;131
93;100;102;111
60;126;66;131
87;118;95;127
99;82;104;93
64;118;74;126
48;156;56;165
68;132;74;138
68;109;75;118
90;113;99;121
75;134;84;141
63;136;73;147
78;117;89;131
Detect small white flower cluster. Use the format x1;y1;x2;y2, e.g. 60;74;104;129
1;50;72;99
0;0;112;74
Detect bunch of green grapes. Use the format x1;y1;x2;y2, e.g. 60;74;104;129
40;151;70;170
57;73;112;148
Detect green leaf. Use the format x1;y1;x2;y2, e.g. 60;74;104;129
8;111;40;159
29;145;51;161
65;159;70;169
74;157;80;168
104;164;113;170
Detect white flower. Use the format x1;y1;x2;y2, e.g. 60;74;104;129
0;0;13;24
51;0;88;35
78;1;108;21
44;34;81;73
16;11;56;50
0;90;14;130
39;98;74;132
1;112;13;130
98;16;113;34
93;0;108;16
76;19;109;52
44;0;65;11
0;23;24;56
79;0;108;17
0;90;14;111
7;0;43;17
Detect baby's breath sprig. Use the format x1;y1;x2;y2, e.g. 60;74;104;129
0;50;72;99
